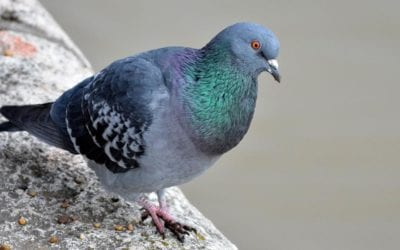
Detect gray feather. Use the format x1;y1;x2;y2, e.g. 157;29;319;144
0;103;77;153
0;121;22;132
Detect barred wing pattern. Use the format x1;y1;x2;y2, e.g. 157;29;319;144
65;57;161;173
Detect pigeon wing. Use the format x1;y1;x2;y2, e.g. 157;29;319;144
64;57;164;173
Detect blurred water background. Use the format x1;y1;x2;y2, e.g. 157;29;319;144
40;1;400;249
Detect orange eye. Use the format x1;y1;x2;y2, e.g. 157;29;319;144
251;40;261;50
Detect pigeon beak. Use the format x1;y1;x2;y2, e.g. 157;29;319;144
267;59;281;83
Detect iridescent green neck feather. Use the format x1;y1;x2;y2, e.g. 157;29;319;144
181;44;258;155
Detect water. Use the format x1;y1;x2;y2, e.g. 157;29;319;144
40;1;400;249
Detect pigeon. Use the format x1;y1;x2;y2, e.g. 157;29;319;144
0;22;280;241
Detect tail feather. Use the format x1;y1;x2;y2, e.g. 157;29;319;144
0;103;77;153
0;121;22;132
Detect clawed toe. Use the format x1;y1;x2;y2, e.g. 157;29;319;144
140;205;196;242
163;220;196;242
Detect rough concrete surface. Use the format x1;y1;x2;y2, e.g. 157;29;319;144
0;0;237;249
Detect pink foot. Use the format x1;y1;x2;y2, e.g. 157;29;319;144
140;203;196;242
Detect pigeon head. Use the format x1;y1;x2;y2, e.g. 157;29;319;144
204;22;280;82
182;23;281;154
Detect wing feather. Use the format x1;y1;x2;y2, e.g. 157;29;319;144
65;56;163;173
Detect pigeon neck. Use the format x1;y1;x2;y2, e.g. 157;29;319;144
181;45;258;155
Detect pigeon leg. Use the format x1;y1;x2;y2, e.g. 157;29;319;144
139;189;197;242
139;198;166;236
156;189;197;242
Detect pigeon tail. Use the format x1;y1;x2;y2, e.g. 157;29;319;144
0;121;22;132
0;103;77;153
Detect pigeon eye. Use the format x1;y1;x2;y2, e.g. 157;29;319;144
251;40;261;50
